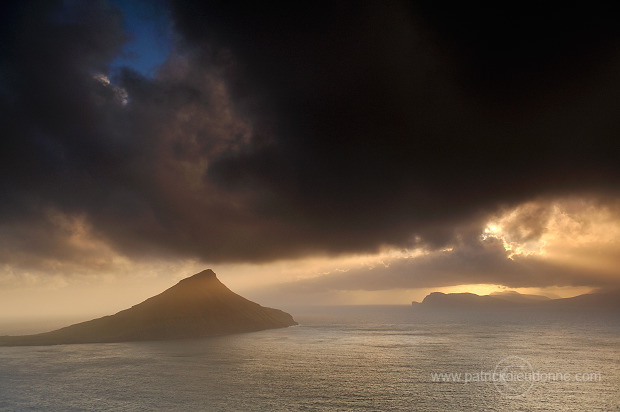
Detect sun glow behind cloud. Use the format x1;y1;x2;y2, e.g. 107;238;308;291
482;198;620;279
482;204;548;258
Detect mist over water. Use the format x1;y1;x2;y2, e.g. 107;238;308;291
1;306;618;411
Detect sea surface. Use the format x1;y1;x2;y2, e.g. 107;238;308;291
1;306;618;411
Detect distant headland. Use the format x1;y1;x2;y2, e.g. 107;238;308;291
411;289;620;319
0;270;297;346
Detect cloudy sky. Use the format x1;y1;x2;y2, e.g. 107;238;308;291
1;0;620;320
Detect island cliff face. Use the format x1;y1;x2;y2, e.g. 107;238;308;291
0;270;297;346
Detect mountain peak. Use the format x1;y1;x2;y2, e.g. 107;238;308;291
196;269;217;277
179;269;217;283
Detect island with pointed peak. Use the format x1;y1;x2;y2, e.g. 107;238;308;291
0;269;297;346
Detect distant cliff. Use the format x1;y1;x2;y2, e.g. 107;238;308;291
411;289;620;319
0;270;297;346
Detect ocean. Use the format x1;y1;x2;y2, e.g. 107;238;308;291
0;305;618;411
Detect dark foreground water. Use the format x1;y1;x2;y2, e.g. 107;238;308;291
1;306;618;411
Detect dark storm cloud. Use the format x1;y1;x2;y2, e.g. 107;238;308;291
171;0;620;250
1;0;620;270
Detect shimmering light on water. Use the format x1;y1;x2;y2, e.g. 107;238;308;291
0;306;618;411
